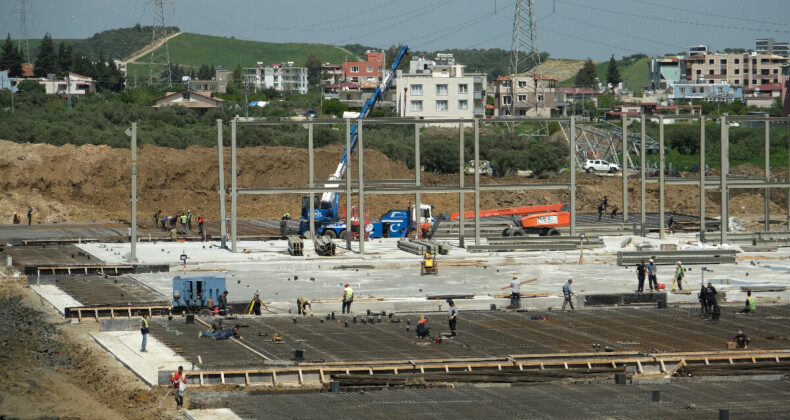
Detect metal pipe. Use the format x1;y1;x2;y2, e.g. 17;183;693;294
217;120;227;249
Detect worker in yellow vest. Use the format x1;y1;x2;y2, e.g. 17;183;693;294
342;283;354;314
140;314;149;352
739;290;757;313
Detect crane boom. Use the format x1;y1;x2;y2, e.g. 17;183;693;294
319;45;409;209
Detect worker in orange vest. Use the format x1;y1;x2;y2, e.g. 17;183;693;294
420;221;432;239
170;366;187;409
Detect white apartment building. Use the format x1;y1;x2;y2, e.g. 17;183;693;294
37;72;97;96
395;53;486;124
243;62;308;94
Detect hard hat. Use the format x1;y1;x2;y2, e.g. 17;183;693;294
420;315;424;319
310;312;314;316
677;261;681;265
649;259;654;263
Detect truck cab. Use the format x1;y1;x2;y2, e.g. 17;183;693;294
172;275;226;309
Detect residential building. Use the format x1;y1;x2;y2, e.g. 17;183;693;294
689;45;709;56
243;62;308;94
555;87;600;106
37;72;97;96
323;81;360;100
187;66;229;94
756;38;789;58
671;83;743;103
321;63;343;86
493;74;565;117
394;53;486;123
152;90;225;113
688;53;787;87
744;82;782;108
343;50;385;84
0;70;18;93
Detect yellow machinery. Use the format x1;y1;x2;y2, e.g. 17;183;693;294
421;252;438;275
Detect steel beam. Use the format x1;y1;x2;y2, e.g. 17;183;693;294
474;119;481;245
721;117;729;244
231;119;237;252
622;116;628;222
459;124;465;248
765;120;770;231
699;116;706;242
345;119;352;250
658;115;665;239
217;120;227;249
570;116;576;236
640;115;646;236
415;122;421;237
358;122;365;255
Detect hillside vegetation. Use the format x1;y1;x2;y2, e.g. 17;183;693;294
557;55;650;91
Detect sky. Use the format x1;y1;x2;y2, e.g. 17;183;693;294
2;0;790;60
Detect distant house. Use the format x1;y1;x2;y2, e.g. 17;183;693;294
321;63;343;86
744;82;783;108
152;90;225;113
243;62;308;94
671;83;743;103
21;63;34;77
343;50;385;84
555;87;600;106
0;70;18;93
323;81;360;99
37;72;97;96
187;67;229;94
493;74;566;117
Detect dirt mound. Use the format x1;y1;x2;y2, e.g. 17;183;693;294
0;140;786;229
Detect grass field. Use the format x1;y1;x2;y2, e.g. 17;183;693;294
125;33;358;80
557;57;650;91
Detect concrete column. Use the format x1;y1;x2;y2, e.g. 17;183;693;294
415;122;421;234
358;122;365;255
622;115;628;222
569;116;576;236
345;119;352;250
699;117;706;242
129;122;137;262
640;115;646;236
720;117;729;244
765;120;770;231
474;119;481;245
217;120;227;249
231;119;237;252
658;115;665;239
788;127;790;230
459;122;465;247
308;123;315;238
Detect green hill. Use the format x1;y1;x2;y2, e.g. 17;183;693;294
126;33;359;80
557;56;650;92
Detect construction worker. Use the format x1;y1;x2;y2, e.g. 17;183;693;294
252;293;263;316
698;284;709;316
597;202;603;221
416;315;431;338
180;212;188;236
610;206;618;219
296;296;312;316
602;195;608;211
674;261;685;291
739;290;756;313
420;220;432;239
207;316;224;333
447;300;458;337
12;212;20;224
140;314;149;352
200;324;241;340
646;259;658;291
636;260;646;293
667;212;675;234
170;366;187;409
197;215;205;237
218;291;229;315
730;330;750;349
562;279;575;310
342;284;354;314
705;282;719;315
509;277;522;309
187;210;193;231
153;209;161;227
27;207;33;225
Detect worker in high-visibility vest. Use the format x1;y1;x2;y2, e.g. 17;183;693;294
139;314;149;352
342;283;354;314
739;290;757;313
170;366;187;409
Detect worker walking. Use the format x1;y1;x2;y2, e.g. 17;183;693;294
170;366;187;409
252;293;263;316
739;290;756;314
705;282;719;315
342;283;354;314
416;315;431;338
509;277;522;309
197;215;205;238
180;213;188;236
731;330;750;349
296;296;312;316
698;284;709;316
674;261;685;291
27;207;33;225
140;314;149;352
647;259;658;291
636;260;646;293
447;300;458;337
667;212;675;234
562;279;575;311
218;290;228;315
597;202;603;221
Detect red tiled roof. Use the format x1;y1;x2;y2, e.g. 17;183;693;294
21;63;34;77
745;83;783;92
555;87;598;95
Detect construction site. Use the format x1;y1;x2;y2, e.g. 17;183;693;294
1;105;790;419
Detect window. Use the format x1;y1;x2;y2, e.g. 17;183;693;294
708;69;714;75
734;58;740;64
679;87;686;94
696;70;702;75
518;80;527;88
351;66;359;73
410;100;423;111
436;84;448;95
517;94;527;102
458;84;468;93
537;93;544;102
366;66;373;72
734;69;739;74
458;99;468;110
502;95;512;105
436;100;448;111
708;59;714;64
501;80;511;88
410;84;423;96
733;80;739;85
752;79;757;84
720;59;727;64
518;109;527;116
182;92;190;100
773;69;779;74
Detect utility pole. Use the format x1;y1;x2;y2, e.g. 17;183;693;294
244;81;249;118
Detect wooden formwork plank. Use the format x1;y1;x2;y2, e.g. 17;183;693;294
245;372;250;385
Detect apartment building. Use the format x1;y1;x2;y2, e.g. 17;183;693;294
756;38;789;58
243;62;308;94
493;74;566;117
395;53;486;122
343;50;385;84
690;53;787;87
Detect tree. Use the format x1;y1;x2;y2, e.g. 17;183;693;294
305;53;322;87
17;79;45;94
574;58;597;88
322;98;347;116
34;33;57;77
232;64;243;90
57;42;72;76
769;96;784;117
197;64;213;80
0;33;23;77
605;55;620;86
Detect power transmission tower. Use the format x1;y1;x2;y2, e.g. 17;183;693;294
149;0;172;87
16;0;32;64
509;0;547;135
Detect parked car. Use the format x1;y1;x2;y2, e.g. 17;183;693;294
583;159;620;173
306;109;317;119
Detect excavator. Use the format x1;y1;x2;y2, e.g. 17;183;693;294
445;203;570;237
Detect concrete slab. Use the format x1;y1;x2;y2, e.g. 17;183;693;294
91;331;192;387
30;284;82;315
184;408;241;420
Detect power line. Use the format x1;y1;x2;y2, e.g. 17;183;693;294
556;0;790;34
540;25;646;55
628;0;790;28
555;13;685;51
335;0;453;44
